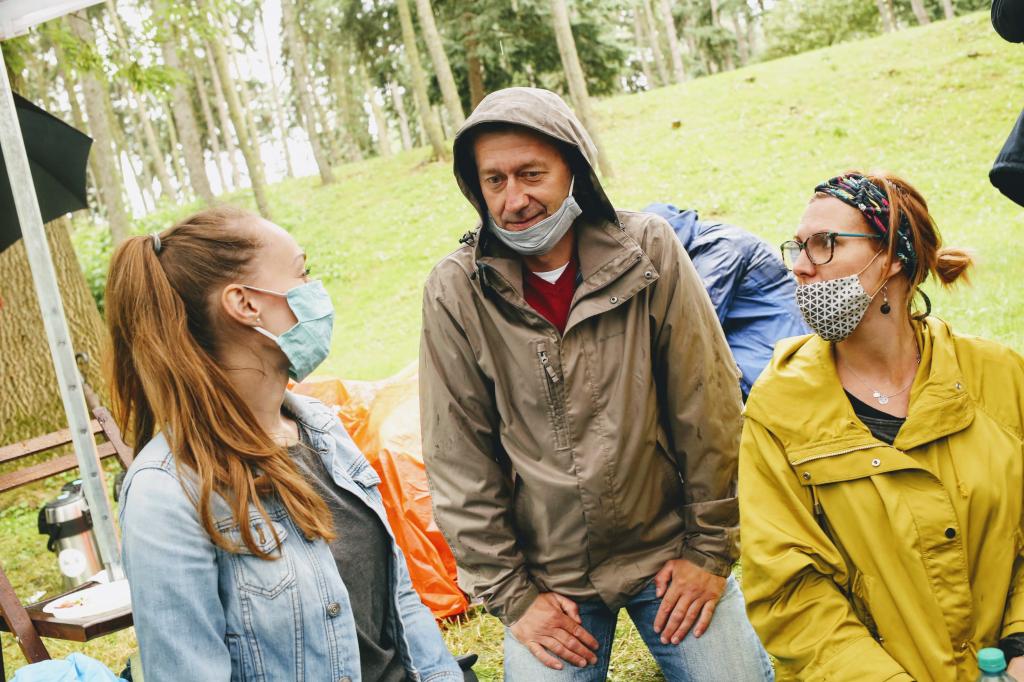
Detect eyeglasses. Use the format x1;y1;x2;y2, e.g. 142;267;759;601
780;231;884;270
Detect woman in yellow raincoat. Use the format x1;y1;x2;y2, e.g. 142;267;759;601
739;171;1024;681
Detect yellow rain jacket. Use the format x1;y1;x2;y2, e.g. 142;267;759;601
740;317;1024;681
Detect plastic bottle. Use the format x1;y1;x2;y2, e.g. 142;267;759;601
978;647;1015;681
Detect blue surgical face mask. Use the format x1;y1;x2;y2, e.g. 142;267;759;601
488;177;582;256
243;280;335;382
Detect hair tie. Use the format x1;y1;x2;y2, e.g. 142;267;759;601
151;233;162;254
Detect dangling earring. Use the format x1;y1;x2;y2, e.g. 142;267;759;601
880;286;891;315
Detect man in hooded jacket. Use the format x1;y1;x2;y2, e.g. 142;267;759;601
419;88;772;680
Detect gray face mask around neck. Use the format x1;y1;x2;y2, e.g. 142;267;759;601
487;178;582;256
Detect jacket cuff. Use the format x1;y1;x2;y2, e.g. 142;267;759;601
495;581;541;627
679;546;733;578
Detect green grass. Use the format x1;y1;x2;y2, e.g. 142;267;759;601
6;11;1024;678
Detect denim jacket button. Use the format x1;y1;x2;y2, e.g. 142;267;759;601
327;602;341;617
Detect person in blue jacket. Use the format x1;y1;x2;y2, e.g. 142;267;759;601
645;203;809;399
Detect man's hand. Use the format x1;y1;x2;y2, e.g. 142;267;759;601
1008;655;1024;680
509;592;600;670
652;558;727;645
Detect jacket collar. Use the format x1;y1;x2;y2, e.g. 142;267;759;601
282;391;381;488
745;317;973;459
473;213;655;319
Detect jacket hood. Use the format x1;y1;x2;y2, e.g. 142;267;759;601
642;203;701;250
452;87;617;230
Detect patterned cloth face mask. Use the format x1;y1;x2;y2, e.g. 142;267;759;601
796;250;884;342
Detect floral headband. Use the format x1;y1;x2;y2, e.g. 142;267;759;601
814;173;917;276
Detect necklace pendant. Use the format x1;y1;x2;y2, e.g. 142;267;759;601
876;393;890;405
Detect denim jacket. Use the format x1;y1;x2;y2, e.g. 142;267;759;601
120;392;462;682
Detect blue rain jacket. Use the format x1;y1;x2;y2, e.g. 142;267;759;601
645;203;809;398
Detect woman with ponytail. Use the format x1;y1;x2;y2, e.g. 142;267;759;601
737;172;1024;680
109;207;461;681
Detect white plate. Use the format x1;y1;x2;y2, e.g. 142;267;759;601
42;580;132;620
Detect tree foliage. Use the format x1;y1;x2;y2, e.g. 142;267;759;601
763;0;881;59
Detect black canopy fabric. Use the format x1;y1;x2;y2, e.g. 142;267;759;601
991;108;1024;209
0;93;92;254
992;0;1024;43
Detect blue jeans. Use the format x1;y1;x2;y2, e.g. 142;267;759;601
503;576;774;681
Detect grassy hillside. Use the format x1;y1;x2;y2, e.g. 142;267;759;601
181;10;1024;382
8;11;1021;679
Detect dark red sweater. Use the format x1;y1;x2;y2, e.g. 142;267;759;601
523;258;578;334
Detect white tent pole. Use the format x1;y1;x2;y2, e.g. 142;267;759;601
0;46;122;579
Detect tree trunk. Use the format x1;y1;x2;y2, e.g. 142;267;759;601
65;12;131;243
389;82;414;151
326;53;365;162
395;0;449;160
874;0;895;32
728;11;749;65
206;29;273;218
549;0;613;177
164;102;188;196
464;24;486;110
366;81;393;157
279;0;335;185
656;0;685;83
205;45;244;190
633;9;655;87
0;217;107;443
941;0;955;20
641;0;670;87
909;0;931;24
105;1;174;202
54;42;101;202
160;36;215;203
413;0;465;130
884;0;897;28
229;52;262;170
709;0;721;27
434;104;450;141
192;59;230;193
260;13;295;178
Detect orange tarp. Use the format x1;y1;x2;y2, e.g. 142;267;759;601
293;365;469;619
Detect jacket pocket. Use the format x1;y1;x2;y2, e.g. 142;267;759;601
537;341;570;451
221;517;296;598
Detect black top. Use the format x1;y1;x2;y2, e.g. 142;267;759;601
845;391;906;446
289;427;407;682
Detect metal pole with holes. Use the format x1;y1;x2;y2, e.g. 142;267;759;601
0;46;122;579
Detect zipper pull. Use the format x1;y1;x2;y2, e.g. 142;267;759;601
538;348;560;383
810;486;824;518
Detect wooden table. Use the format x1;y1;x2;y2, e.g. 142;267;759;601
0;582;133;681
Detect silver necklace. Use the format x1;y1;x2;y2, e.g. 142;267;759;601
842;353;920;406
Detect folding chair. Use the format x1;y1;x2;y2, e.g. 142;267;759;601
0;405;134;681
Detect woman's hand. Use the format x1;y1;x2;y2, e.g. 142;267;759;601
1008;655;1024;680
